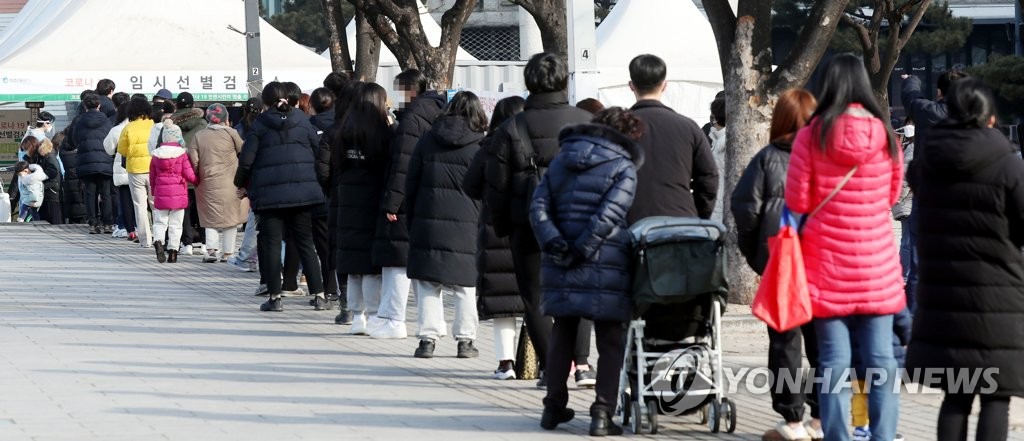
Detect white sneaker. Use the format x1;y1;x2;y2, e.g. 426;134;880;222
117;229;129;238
774;421;811;441
349;314;368;335
493;367;516;380
202;250;218;263
180;244;193;255
280;288;306;297
369;319;407;339
366;316;386;335
197;245;207;256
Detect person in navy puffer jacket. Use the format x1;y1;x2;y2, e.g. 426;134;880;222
530;107;644;437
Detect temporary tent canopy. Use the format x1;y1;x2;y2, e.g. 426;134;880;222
321;2;477;64
0;0;331;101
595;0;723;123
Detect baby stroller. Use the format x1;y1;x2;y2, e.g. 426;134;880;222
617;217;735;434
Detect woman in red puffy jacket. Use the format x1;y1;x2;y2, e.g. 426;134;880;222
784;54;905;441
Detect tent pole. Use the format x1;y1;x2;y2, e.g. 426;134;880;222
566;0;600;106
245;0;264;97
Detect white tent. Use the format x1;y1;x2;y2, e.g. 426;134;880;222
595;0;723;123
321;2;476;64
0;0;331;101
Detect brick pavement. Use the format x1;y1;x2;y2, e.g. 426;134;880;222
0;224;1021;441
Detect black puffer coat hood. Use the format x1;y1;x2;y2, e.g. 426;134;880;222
405;115;484;286
906;122;1024;397
73;110;115;177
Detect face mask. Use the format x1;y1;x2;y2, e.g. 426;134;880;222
902;125;915;139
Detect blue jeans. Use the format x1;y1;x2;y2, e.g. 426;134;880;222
236;210;258;263
900;214;918;314
816;315;899;441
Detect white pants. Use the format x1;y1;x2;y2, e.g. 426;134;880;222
206;226;239;256
152;209;185;250
414;279;478;341
128;173;153;245
347;274;382;318
493;317;518;362
378;267;411;322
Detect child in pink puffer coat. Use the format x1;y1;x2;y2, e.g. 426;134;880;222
150;119;197;263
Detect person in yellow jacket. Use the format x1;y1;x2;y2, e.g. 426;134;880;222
117;98;156;247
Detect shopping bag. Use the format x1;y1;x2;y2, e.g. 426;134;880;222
751;208;812;332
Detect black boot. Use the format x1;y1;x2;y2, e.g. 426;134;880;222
154;241;166;263
589;409;623;436
166;250;178;263
540;406;574;430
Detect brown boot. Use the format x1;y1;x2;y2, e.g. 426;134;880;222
167;250;178;263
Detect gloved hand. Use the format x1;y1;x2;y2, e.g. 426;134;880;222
545;238;580;268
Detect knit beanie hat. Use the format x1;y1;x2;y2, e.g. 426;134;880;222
206;103;229;125
161;119;184;145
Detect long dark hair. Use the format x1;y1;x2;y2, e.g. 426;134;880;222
489;96;525;133
811;53;897;160
239;98;265;132
444;91;488;133
333;81;364;125
333;82;391;169
261;82;292;113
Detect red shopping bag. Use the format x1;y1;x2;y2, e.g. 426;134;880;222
752;221;813;332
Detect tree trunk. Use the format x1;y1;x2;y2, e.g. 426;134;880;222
723;16;774;305
510;0;569;60
323;0;354;73
353;7;381;81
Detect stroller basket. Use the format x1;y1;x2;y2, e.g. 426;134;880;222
630;217;728;316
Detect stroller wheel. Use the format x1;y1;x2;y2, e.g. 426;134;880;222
707;398;721;433
721;397;737;433
644;397;659;434
619;392;631;426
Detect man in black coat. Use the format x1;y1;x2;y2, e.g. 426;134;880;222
626;54;718;224
485;52;593;387
74;92;115;233
95;79;119;125
372;69;446;339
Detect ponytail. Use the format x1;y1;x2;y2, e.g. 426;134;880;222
260;82;292;113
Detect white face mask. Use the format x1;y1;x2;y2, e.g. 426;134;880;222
901;125;915;139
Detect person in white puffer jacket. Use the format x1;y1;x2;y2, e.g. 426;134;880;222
104;101;136;240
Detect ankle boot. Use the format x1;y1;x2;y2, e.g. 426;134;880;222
154;241;166;263
167;250;178;263
589;409;623;436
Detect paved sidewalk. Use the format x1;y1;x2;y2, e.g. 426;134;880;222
0;224;1021;441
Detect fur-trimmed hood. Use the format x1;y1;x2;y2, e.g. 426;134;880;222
171;108;205;130
151;143;187;159
557;123;644;170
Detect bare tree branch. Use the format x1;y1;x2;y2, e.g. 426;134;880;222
771;0;851;93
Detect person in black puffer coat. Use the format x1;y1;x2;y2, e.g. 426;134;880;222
57;129;87;224
372;69;446;340
906;79;1024;441
464;96;527;378
730;89;824;438
530;108;643;436
325;82;393;335
234;82;325;311
23;136;63;224
406;91;486;360
298;87;340;311
484;52;593;384
75;93;116;232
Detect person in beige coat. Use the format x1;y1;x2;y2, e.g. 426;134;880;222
188;103;249;263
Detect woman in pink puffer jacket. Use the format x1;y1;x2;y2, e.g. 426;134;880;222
150;119;197;263
784;54;905;441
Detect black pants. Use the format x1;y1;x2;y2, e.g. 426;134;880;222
544;316;626;416
39;190;62;225
328;203;348;308
510;229;593;369
82;174;113;226
767;324;820;422
118;186;136;232
181;189;198;246
283;214;339;296
256;207;324;296
937;393;1010;441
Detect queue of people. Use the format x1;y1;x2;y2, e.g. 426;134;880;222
7;52;1021;440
